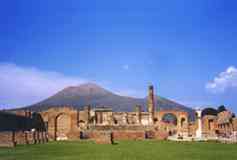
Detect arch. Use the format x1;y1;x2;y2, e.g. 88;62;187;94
162;113;178;126
55;113;71;141
180;117;186;127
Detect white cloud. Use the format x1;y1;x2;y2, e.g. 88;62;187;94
122;64;129;70
206;66;237;93
0;63;87;108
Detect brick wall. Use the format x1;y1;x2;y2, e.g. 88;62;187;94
112;131;145;140
0;131;48;148
84;130;146;143
84;131;112;144
145;130;169;140
0;132;15;147
15;131;27;144
154;131;169;140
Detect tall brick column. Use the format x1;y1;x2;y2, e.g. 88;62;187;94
147;85;155;124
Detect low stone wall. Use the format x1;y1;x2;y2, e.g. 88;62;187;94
84;131;112;144
27;132;35;144
67;131;81;141
155;131;169;140
112;131;145;140
89;125;153;131
84;130;146;143
0;131;48;147
83;130;168;142
0;132;15;147
145;130;169;140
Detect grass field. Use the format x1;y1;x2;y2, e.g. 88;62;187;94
0;140;237;160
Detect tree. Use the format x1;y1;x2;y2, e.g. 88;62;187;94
201;108;218;117
232;113;236;118
218;105;227;113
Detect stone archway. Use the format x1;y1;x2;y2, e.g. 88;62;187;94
55;113;71;141
162;113;178;125
157;110;189;136
161;113;178;135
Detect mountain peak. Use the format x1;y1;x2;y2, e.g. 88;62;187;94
57;83;111;98
78;82;103;89
27;83;194;119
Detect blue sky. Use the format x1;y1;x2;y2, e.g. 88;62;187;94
1;0;237;113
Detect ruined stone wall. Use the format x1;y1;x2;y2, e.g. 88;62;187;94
216;111;234;136
155;110;189;135
140;113;151;125
110;112;143;125
84;130;168;142
233;118;237;131
112;131;145;140
94;111;113;125
157;121;177;135
84;131;112;144
217;123;233;136
0;132;15;147
188;122;197;137
40;107;81;141
0;131;47;147
127;112;139;124
89;125;153;131
113;112;129;125
202;115;218;138
146;130;169;140
38;106;194;141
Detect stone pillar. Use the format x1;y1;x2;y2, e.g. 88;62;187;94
147;85;155;124
84;106;91;125
89;110;96;125
135;105;142;124
196;109;202;139
77;110;80;127
100;112;103;124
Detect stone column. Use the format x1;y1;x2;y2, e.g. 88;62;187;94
196;109;202;139
147;85;155;124
135;105;141;124
84;106;91;125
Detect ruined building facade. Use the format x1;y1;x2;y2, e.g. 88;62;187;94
1;85;237;146
38;85;190;141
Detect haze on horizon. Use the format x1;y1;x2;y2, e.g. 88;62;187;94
1;0;237;113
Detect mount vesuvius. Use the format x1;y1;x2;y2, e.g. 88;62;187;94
24;83;194;118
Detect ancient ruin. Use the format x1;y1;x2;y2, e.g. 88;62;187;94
1;85;237;146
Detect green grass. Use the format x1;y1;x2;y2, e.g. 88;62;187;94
0;140;237;160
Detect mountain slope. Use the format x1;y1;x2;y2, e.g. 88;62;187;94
26;83;193;116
